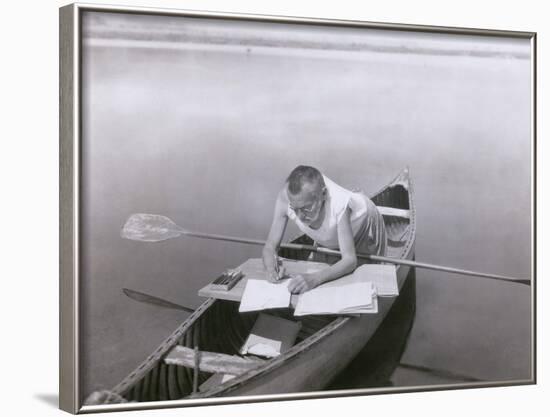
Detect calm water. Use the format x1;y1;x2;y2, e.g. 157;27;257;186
80;25;532;397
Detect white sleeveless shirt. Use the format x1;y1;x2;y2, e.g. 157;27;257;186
286;176;370;249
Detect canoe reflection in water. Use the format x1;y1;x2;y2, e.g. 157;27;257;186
328;266;416;390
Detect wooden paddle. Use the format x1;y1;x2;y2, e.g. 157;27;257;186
121;213;531;286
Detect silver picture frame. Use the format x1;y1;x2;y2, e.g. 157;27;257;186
60;2;536;414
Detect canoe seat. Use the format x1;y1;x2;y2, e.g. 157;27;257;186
377;206;410;219
164;345;265;375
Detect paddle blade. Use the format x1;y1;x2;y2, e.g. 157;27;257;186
121;213;184;242
122;288;194;313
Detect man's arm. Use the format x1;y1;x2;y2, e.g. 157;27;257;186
262;189;289;282
288;208;357;294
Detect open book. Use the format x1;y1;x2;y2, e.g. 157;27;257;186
238;263;398;316
294;264;398;316
239;279;292;312
294;281;377;316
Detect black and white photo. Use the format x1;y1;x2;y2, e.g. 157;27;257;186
59;4;535;413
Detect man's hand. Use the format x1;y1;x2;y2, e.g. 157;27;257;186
266;266;286;283
266;269;280;283
288;273;319;294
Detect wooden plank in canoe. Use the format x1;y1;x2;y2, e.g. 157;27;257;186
164;346;265;375
198;258;328;302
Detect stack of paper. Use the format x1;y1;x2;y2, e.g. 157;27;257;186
237;262;398;316
294;281;378;316
238;279;291;312
354;264;399;297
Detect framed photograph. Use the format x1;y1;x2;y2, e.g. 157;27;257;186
59;2;536;414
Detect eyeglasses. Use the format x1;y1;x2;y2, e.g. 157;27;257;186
289;189;326;216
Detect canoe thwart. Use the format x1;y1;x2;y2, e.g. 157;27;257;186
377;206;410;219
164;345;265;375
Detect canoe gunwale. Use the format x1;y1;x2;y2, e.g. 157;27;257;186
111;297;216;396
386;168;416;266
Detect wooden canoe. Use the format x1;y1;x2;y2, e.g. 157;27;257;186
108;168;416;402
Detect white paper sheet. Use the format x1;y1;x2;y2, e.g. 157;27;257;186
294;281;377;316
241;335;283;358
339;293;378;314
354;264;399;296
238;279;291;312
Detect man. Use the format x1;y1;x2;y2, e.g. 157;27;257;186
262;165;387;294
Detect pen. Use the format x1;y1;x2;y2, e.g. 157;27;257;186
273;253;280;280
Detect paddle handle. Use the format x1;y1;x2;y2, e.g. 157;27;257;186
280;243;530;286
178;230;530;286
369;255;531;286
180;229;265;246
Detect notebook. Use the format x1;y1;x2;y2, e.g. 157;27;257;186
293;265;397;316
238;279;292;312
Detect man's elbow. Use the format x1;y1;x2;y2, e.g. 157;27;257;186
343;255;357;273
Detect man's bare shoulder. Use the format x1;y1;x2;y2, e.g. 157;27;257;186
276;187;289;203
274;187;289;214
